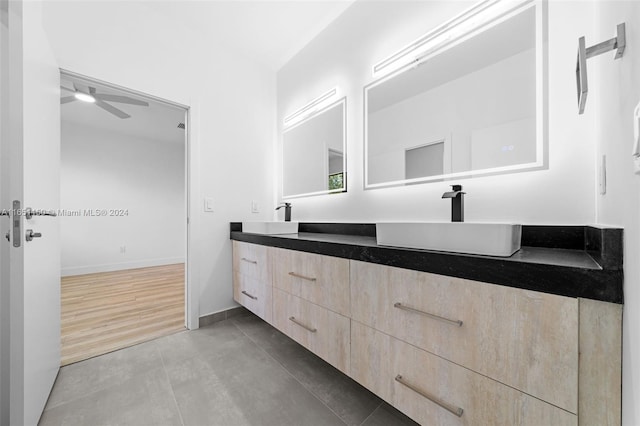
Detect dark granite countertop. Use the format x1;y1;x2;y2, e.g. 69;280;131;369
230;223;623;304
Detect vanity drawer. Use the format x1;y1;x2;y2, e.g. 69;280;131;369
232;241;270;282
351;321;577;426
350;260;579;413
233;269;272;323
272;287;350;375
272;247;350;316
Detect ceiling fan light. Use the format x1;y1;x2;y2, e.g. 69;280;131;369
74;92;96;103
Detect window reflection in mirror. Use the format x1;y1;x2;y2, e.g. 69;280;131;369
283;98;346;198
365;2;545;189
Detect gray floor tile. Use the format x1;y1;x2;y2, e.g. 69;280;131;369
40;316;410;426
361;402;419;426
45;340;164;409
154;319;246;365
233;315;382;426
165;333;345;426
39;367;182;426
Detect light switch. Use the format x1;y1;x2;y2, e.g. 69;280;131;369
204;197;214;212
251;200;259;213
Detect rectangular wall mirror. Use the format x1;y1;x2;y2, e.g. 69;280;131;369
365;0;546;189
283;98;346;198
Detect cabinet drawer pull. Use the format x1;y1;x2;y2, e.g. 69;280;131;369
288;272;317;282
394;302;463;327
289;316;317;333
241;290;257;300
241;257;257;264
395;375;463;418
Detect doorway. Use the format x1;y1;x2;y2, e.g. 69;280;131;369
58;70;189;365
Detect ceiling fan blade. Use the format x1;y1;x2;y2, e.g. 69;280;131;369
60;96;77;104
93;94;149;106
73;82;91;94
60;85;76;93
95;99;130;119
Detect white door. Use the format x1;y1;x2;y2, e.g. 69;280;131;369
1;1;61;425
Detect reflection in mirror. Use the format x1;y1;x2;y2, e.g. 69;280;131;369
365;1;545;189
283;98;346;198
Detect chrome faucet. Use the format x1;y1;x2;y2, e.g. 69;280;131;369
441;185;465;222
275;202;292;222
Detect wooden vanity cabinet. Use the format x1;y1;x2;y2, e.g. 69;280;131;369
272;288;350;374
350;260;579;413
271;247;350;316
232;241;272;323
351;321;577;426
231;241;622;425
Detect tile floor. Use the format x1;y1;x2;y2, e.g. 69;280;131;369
39;312;419;426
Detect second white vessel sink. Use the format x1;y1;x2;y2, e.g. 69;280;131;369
242;221;299;235
376;222;521;257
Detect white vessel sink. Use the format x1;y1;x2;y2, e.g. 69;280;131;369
242;221;299;235
376;222;521;257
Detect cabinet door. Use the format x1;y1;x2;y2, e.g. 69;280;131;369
272;247;350;316
272;288;350;375
232;269;272;323
232;241;272;323
232;241;270;282
350;260;578;413
351;321;577;426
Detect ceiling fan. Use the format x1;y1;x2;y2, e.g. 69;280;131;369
60;83;149;119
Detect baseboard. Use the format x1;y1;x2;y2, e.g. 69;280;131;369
61;257;185;277
199;306;250;327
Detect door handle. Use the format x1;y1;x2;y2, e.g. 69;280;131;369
25;229;42;242
25;207;57;220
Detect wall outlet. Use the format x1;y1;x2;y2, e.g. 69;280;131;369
251;200;259;213
120;246;126;254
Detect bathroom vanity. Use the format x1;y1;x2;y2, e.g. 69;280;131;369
230;223;622;425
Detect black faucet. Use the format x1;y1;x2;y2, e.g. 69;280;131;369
441;185;465;222
275;202;292;222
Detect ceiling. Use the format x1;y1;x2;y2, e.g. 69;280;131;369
141;0;357;70
45;0;356;72
61;74;186;144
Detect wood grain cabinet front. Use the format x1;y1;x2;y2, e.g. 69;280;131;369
232;241;272;323
351;321;578;426
271;247;350;317
273;288;350;375
232;241;270;282
350;260;579;413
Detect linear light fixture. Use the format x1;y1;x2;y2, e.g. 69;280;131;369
372;0;533;77
283;88;338;127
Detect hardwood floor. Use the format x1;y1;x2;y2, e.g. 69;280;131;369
61;263;185;366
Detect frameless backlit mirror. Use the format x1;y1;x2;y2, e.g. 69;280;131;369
283;98;346;198
365;1;546;189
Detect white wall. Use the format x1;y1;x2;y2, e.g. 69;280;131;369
42;1;276;320
60;120;185;276
277;0;596;224
592;2;640;425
